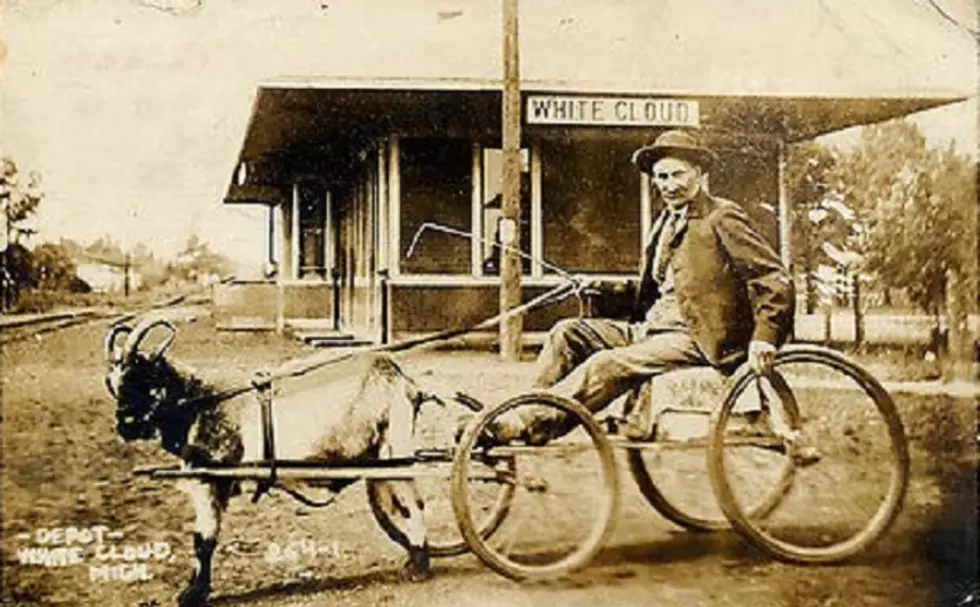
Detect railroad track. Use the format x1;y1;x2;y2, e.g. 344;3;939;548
0;292;211;345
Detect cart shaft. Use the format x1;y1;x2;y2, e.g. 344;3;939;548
134;462;504;481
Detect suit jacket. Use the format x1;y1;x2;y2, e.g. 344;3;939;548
631;191;795;369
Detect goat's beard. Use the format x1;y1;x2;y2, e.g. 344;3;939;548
116;399;160;441
117;417;156;441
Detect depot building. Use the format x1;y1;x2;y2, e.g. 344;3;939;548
214;3;969;344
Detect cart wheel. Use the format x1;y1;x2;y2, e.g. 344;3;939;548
451;392;619;581
628;370;797;532
709;344;910;563
368;393;515;558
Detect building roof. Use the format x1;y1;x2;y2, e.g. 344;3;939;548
225;0;976;203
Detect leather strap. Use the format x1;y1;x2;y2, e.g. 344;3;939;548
250;372;277;502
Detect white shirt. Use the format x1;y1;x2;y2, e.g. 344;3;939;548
644;205;689;331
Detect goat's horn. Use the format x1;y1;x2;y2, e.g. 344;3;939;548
150;321;177;361
123;317;177;362
104;323;133;363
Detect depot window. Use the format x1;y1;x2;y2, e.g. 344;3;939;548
540;139;640;273
399;138;473;275
297;180;328;280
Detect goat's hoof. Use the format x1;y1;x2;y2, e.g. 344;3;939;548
404;568;433;583
176;585;210;607
453;413;475;444
402;562;433;583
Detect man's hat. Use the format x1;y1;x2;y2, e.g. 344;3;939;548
631;129;717;174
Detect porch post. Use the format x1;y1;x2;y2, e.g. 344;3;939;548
471;142;483;277
640;172;652;267
280;190;295;279
777;139;795;341
291;181;301;279
378;139;389;271
530;142;543;279
777;140;792;269
324;190;334;271
266;203;276;266
387;136;401;277
277;192;295;335
377;141;390;342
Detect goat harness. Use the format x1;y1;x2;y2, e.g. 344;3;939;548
249;371;277;503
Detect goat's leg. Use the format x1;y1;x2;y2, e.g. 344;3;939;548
177;480;232;606
369;480;431;581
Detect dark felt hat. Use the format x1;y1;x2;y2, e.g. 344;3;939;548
631;129;717;174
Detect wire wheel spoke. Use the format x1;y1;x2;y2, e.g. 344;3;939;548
451;392;618;580
708;346;909;564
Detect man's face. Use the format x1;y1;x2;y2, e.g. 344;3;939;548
651;156;702;210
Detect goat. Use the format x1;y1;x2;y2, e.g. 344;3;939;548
104;317;439;606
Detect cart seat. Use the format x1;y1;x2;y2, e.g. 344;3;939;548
621;364;766;441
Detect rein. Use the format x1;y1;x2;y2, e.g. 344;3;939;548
173;280;581;412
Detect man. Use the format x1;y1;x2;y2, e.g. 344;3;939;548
492;129;795;443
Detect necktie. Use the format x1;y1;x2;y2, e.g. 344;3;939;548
652;211;682;283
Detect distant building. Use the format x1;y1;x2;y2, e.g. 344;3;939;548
75;260;140;293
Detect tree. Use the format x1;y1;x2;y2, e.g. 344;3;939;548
787;140;841;313
1;156;44;309
3;243;36;292
1;156;43;246
837;119;972;316
171;234;234;283
84;235;127;267
32;242;85;292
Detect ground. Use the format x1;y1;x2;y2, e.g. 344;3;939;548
1;309;976;607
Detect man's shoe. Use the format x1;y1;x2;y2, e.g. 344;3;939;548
454;412;525;448
726;409;776;437
624;402;657;441
790;435;822;467
726;410;822;466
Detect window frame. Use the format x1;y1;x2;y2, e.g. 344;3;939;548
472;143;543;279
295;177;330;280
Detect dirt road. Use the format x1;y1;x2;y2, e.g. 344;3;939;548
2;311;975;606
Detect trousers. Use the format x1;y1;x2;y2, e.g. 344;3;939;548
493;318;708;443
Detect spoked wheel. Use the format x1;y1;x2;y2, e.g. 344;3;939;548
369;393;515;557
628;371;798;531
451;392;619;580
709;344;910;563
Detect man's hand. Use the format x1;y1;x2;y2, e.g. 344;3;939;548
748;340;777;376
570;274;602;297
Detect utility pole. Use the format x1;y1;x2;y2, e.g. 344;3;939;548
944;190;977;382
499;0;523;360
123;253;131;298
1;189;8;313
852;273;863;350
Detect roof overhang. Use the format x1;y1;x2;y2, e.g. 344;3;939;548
224;77;965;204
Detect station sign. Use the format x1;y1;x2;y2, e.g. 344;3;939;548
526;95;699;127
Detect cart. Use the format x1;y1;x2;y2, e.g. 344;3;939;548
136;340;908;582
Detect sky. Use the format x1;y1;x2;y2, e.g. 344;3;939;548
0;0;976;274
